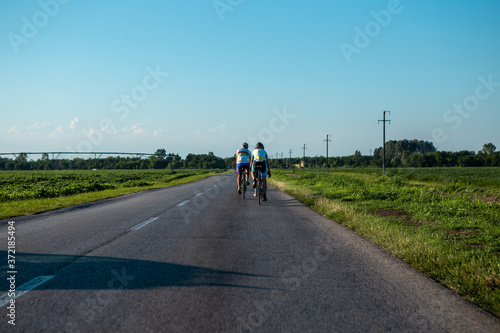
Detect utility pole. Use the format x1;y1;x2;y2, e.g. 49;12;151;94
288;149;292;168
324;134;331;171
301;144;307;168
378;111;391;175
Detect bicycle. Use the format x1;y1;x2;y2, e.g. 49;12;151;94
256;169;263;205
241;168;248;199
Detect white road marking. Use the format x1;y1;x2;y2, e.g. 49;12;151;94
0;275;55;307
129;217;159;231
196;193;203;196
177;200;190;206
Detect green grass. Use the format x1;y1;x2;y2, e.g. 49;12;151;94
269;167;500;316
0;169;227;219
326;167;500;187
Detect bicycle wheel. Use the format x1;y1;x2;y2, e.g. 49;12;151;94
242;172;246;199
258;172;263;205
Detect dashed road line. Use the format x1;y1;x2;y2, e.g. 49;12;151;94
129;217;159;231
0;275;55;307
0;179;227;309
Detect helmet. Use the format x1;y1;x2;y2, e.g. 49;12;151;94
241;142;248;149
255;142;264;149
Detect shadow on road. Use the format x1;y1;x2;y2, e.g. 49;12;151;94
0;251;271;291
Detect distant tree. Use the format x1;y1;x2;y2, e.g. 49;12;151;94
41;153;49;161
373;139;436;167
482;143;496;155
16;153;28;163
154;148;167;159
224;155;236;169
14;153;29;170
486;152;500;166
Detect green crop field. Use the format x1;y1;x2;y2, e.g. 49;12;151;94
0;169;226;219
269;167;500;316
325;167;500;187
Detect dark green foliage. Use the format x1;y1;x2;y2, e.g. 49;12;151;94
0;152;227;171
0;169;217;201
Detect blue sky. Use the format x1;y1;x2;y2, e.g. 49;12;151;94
1;0;499;158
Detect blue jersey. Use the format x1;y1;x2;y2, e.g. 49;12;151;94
252;149;268;163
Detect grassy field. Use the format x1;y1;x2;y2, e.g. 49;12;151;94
0;169;227;219
269;167;500;316
327;167;500;188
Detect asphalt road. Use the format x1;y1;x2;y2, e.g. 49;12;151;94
1;172;499;332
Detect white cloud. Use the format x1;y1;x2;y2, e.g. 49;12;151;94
49;126;62;138
209;124;226;134
122;123;147;137
27;122;51;130
69;117;79;129
88;127;99;137
8;126;18;134
153;129;163;138
195;124;228;141
131;124;145;136
100;123;117;135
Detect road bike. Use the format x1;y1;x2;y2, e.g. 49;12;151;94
256;169;263;205
241;168;248;199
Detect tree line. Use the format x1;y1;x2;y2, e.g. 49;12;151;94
0;149;226;171
1;141;498;171
267;140;500;168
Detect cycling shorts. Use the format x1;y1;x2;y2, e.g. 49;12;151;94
237;163;250;175
251;161;268;178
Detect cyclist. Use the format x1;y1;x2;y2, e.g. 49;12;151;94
250;142;271;201
236;142;251;194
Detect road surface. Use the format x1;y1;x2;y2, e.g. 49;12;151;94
1;172;498;332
